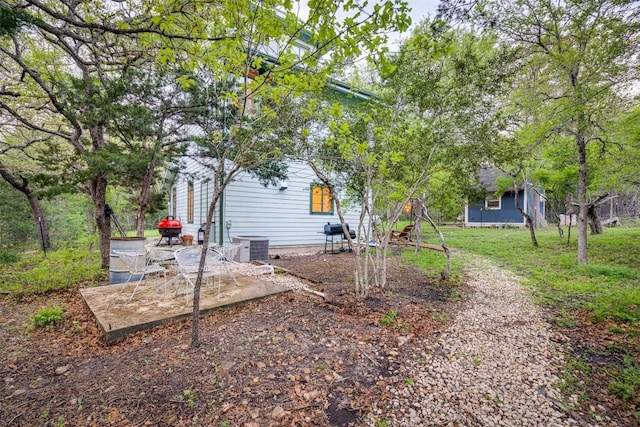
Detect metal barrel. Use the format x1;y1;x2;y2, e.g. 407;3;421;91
109;237;146;284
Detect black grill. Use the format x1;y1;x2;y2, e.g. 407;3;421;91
324;223;345;235
323;223;355;253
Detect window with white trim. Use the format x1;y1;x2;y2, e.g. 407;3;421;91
485;195;501;210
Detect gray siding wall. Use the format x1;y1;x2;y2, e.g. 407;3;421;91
169;159;361;246
223;162;360;246
169;159;219;244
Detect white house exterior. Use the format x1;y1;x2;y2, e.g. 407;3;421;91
164;159;361;249
161;26;372;250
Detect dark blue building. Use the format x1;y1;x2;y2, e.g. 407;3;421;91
464;169;546;228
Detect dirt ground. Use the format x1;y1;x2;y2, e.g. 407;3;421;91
0;249;455;426
0;249;636;426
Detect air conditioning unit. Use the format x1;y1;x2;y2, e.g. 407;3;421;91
232;236;269;262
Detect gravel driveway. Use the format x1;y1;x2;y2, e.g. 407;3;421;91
379;257;595;427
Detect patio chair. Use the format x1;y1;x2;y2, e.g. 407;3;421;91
113;250;167;303
390;224;415;241
218;243;240;261
145;244;176;263
145;244;178;293
174;247;239;302
217;244;242;285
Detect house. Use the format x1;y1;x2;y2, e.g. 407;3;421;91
163;159;361;250
161;19;380;252
161;80;370;251
464;168;546;228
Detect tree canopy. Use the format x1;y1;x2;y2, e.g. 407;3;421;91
438;0;639;264
0;0;411;268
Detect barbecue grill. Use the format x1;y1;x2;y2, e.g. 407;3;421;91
323;223;355;254
157;216;182;246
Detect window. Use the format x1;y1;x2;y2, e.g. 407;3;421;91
187;181;194;223
172;186;177;218
310;183;333;215
485;195;501;210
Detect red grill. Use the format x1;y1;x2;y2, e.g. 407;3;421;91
157;216;182;246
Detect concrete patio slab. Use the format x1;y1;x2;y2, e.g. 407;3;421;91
80;273;289;343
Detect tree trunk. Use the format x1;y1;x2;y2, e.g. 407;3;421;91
91;174;111;269
376;239;388;289
327;185;352;252
357;194;381;298
191;189;222;348
305;160;374;296
565;193;574;244
191;172;225;348
414;198;451;280
191;161;242;348
355;184;373;299
512;179;539;248
577;131;588;265
355;181;386;298
83;123;112;269
0;164;51;250
376;204;407;290
584;193;612;235
28;196;50;251
587;204;603;235
413;218;422;255
542;192;563;238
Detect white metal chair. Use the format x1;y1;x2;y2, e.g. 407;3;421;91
145;244;177;293
216;244;241;286
145;244;176;263
218;243;241;263
174;247;238;302
113;250;167;303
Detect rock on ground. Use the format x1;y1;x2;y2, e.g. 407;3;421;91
376;256;594;427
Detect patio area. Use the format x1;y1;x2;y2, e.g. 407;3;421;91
80;269;290;343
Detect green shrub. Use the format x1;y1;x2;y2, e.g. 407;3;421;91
0;248;104;295
0;250;19;264
32;306;64;328
380;310;398;327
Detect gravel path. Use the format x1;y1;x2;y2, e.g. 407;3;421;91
381;257;590;427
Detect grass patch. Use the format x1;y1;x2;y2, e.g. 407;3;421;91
431;225;640;418
379;310;398;326
0;248;104;296
558;354;591;405
440;226;640;327
401;246;462;284
608;356;640;407
0;250;20;264
553;310;577;328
